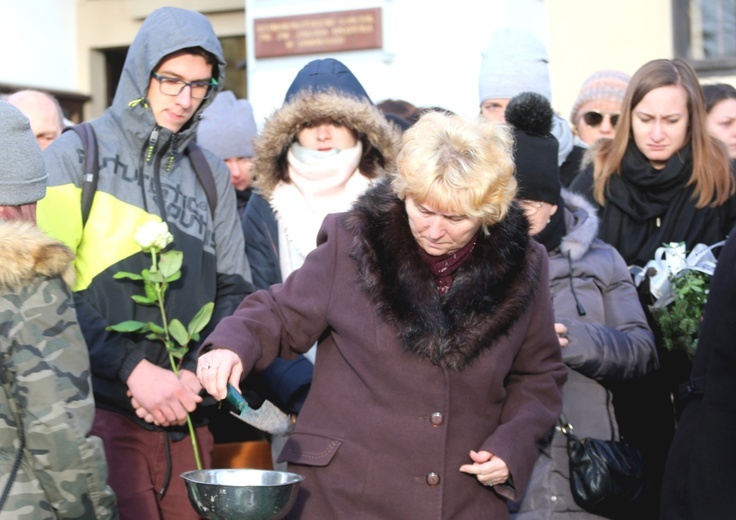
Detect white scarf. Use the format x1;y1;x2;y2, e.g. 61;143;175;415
270;141;370;279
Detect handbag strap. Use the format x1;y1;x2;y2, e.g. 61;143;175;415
558;413;575;439
558;412;570;428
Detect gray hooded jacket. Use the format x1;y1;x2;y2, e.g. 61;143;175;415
37;7;250;428
511;190;657;519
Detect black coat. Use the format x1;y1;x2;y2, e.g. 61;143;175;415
559;144;585;188
659;227;736;519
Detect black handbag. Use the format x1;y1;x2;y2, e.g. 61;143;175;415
559;414;645;519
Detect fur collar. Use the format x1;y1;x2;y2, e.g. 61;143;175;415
579;137;608;171
345;180;543;370
252;90;400;200
560;189;600;262
0;221;75;290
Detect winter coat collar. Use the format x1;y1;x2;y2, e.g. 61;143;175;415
560;189;600;262
252;89;400;200
0;221;75;290
345;180;543;370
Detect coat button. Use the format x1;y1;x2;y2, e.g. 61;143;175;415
426;472;440;486
430;412;444;426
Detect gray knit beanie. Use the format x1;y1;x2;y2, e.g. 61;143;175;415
196;91;258;159
479;28;551;105
569;69;631;124
0;101;47;205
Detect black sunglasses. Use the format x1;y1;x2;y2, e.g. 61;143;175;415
582;110;620;128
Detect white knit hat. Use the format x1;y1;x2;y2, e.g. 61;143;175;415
0;101;47;205
479;28;551;105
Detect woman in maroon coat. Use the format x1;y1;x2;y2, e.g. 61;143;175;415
198;111;566;519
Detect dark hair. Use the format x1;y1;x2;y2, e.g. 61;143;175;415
376;99;418;120
410;106;457;124
155;46;219;79
702;83;736;112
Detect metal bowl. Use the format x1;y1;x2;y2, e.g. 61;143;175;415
181;468;304;520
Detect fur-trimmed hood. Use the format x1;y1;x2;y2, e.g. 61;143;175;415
0;221;75;290
252;89;400;200
579;136;609;171
560;188;600;262
344;180;543;370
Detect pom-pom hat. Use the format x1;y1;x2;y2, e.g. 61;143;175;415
505;92;561;205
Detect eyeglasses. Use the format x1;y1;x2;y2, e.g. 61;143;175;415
517;199;546;216
151;72;218;100
582;110;620;128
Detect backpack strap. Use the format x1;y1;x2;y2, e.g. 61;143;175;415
186;141;218;220
65;124;217;224
65;122;99;227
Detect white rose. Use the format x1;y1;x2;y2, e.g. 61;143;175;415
134;221;174;252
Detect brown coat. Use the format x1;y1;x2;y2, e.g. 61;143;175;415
204;181;566;519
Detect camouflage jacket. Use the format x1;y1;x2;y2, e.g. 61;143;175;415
0;221;117;519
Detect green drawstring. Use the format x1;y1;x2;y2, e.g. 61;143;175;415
128;96;149;109
146;127;160;163
132;98;179;170
165;140;178;172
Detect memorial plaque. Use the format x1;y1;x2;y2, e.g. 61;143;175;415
254;8;382;58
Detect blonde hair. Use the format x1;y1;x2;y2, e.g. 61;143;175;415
392;111;516;233
593;58;734;208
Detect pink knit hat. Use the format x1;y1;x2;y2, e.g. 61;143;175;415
569;70;631;123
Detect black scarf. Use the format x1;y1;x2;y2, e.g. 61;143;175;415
534;198;566;253
598;142;731;266
235;188;253;220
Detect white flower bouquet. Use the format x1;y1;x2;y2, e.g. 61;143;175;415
634;241;723;357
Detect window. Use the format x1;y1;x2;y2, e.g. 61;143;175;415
673;0;736;74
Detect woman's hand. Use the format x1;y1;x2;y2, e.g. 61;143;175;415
179;368;203;395
555;322;569;347
459;449;510;486
197;349;244;401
